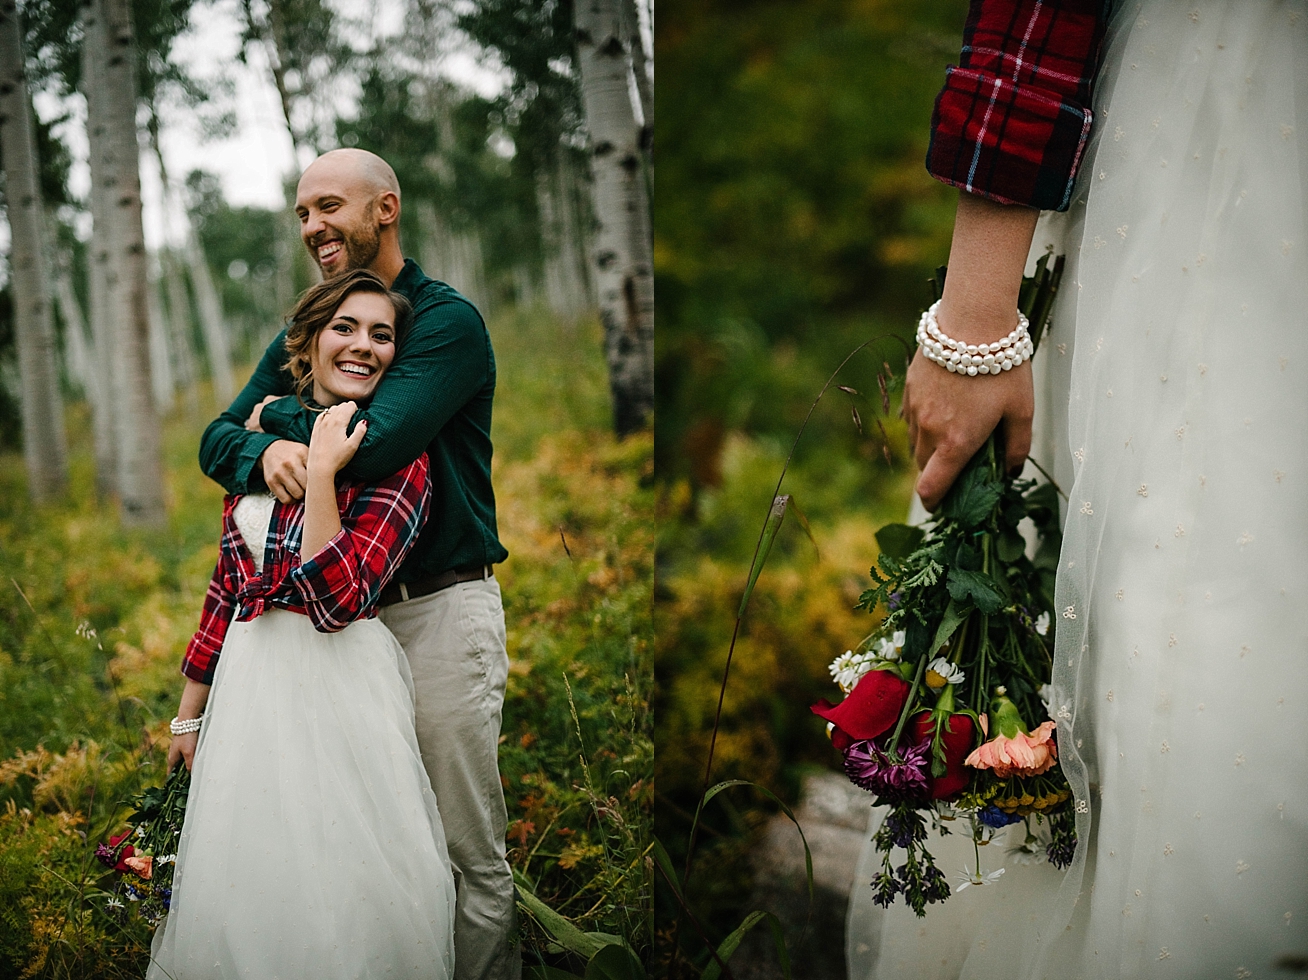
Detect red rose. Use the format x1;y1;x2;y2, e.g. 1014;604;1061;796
812;668;910;744
109;831;136;873
912;711;976;800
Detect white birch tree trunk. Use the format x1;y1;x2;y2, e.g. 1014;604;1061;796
96;0;165;526
0;0;69;500
185;234;234;402
538;149;590;320
53;254;92;393
163;249;200;416
417;201;489;313
574;0;654;436
147;263;174;411
81;0;118;497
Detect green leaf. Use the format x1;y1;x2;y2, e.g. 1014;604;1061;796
699;910;791;980
996;530;1026;563
698;780;814;910
515;875;623;961
585;945;645;980
928;600;967;660
942;464;1003;528
946;568;1004;614
739;495;789;619
874;523;925;560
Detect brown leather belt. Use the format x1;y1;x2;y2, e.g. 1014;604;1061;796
379;565;493;607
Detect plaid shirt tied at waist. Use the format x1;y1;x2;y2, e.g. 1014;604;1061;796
181;455;431;685
927;0;1109;211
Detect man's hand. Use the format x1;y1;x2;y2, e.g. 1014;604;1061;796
245;394;281;433
260;440;310;502
903;350;1033;511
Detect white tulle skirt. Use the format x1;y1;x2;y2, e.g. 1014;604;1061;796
847;3;1308;978
148;610;456;979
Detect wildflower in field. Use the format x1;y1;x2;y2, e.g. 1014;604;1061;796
924;657;964;689
1035;611;1051;636
124;854;154;879
966;695;1059;778
954;865;1006;892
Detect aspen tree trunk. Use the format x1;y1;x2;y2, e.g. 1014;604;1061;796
53;255;92;392
574;0;654;436
538;149;589;319
96;0;165;526
185;236;234;401
163;249;200;416
0;0;69;500
147;268;174;411
81;1;118;497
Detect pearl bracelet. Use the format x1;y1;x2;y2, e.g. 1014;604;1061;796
170;715;203;736
915;301;1034;376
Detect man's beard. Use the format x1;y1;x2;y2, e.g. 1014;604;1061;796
313;213;381;278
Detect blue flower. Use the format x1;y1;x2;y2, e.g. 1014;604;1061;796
978;804;1021;828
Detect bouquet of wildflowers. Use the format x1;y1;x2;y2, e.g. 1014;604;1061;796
96;762;190;926
812;253;1075;916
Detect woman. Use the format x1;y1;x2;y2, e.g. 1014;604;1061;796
149;269;456;978
847;2;1308;978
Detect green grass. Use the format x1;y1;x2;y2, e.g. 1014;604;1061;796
0;308;652;975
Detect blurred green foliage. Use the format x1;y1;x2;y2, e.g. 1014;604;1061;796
653;0;968;971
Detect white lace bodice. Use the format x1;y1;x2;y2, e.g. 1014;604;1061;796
233;493;278;572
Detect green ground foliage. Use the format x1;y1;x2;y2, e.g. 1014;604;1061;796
0;310;652;976
654;0;968;972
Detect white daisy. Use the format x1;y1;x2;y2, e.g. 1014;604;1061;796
925;657;965;689
954;865;1006;892
1035;611;1051;636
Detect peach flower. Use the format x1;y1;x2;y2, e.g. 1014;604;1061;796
122;854;153;880
964;694;1058;778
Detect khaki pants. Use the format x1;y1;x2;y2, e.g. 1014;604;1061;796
381;577;521;980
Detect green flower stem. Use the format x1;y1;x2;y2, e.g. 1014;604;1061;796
888;644;930;762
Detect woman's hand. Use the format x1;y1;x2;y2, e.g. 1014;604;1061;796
904;192;1040;510
307;402;368;479
904;349;1033;510
166;678;211;772
245;394;281;433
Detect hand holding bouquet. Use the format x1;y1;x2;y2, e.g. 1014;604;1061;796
812;254;1074;916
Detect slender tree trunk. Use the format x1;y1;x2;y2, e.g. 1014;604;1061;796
52;250;92;393
147;268;174;411
574;0;654;436
81;1;118;496
96;0;165;526
185;236;234;402
0;0;69;500
538;148;589;320
163;249;200;416
622;0;652;140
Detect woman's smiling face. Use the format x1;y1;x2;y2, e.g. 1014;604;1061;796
309;290;398;407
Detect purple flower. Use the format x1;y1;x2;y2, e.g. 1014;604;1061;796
94;843;117;869
883;807;927;849
887;592;903;611
844;736;930;800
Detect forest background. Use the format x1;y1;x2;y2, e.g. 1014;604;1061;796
0;0;653;975
653;0;971;969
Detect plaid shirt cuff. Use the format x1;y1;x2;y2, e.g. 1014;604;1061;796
927;66;1092;211
181;634;221;685
927;0;1105;212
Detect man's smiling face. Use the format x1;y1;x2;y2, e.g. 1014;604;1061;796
295;162;383;279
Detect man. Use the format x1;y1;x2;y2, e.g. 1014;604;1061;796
199;148;519;980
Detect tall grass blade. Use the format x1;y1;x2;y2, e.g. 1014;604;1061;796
698;910;792;980
584;944;646;979
738;496;788;619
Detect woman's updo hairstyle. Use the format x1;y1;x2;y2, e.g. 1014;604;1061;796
282;268;413;407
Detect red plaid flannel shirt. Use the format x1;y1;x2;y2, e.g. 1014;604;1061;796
927;0;1108;211
181;455;431;684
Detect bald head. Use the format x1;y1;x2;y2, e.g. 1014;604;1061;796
300;148;400;199
295;149;406;283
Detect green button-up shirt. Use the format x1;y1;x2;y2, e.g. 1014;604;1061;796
198;258;508;580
